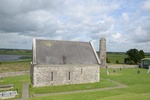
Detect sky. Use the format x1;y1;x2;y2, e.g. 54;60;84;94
0;0;150;52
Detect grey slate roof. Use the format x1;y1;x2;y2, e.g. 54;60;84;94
33;39;99;65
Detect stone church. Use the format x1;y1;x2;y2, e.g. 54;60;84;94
31;38;102;87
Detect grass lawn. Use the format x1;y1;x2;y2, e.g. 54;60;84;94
0;75;30;99
29;79;117;95
28;68;150;100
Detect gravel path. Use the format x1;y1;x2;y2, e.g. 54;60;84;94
16;83;29;100
22;83;29;99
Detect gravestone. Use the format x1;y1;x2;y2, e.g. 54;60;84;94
113;70;116;73
147;65;150;74
120;67;122;71
0;91;17;99
106;64;109;75
106;69;109;75
137;70;140;74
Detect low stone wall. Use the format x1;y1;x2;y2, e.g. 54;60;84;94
107;65;139;68
0;71;29;77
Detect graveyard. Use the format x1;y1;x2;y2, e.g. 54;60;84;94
29;68;150;100
0;67;150;100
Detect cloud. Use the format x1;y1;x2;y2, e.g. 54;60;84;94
0;0;149;52
142;1;150;11
0;32;32;49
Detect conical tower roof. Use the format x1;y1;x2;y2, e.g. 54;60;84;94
100;37;106;41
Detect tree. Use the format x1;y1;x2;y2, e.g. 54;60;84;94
126;48;145;64
106;58;111;63
139;50;145;59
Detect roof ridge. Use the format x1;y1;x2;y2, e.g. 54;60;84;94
35;38;90;43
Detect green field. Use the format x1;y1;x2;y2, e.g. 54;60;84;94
107;53;128;64
28;68;150;100
107;53;150;64
145;54;150;58
0;49;31;55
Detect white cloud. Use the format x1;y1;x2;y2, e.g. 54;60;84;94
143;1;150;11
0;32;33;49
122;13;130;23
0;0;149;52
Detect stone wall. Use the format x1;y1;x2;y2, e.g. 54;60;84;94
107;65;139;68
32;64;100;87
0;71;29;77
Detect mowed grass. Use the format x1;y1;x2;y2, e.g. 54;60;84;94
29;79;117;95
28;68;150;100
0;75;30;99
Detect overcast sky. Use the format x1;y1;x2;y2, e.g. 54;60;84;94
0;0;150;52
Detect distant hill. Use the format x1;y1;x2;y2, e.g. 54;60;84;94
0;48;31;55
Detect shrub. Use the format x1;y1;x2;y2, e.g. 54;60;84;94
116;60;119;64
106;58;111;63
130;60;135;65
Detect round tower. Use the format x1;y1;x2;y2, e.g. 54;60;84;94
99;37;106;67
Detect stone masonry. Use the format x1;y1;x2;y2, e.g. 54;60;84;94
99;37;106;67
32;64;99;87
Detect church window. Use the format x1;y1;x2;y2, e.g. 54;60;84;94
51;72;53;81
68;72;71;80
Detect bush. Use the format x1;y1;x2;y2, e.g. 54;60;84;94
130;60;135;65
116;60;119;64
106;58;111;63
